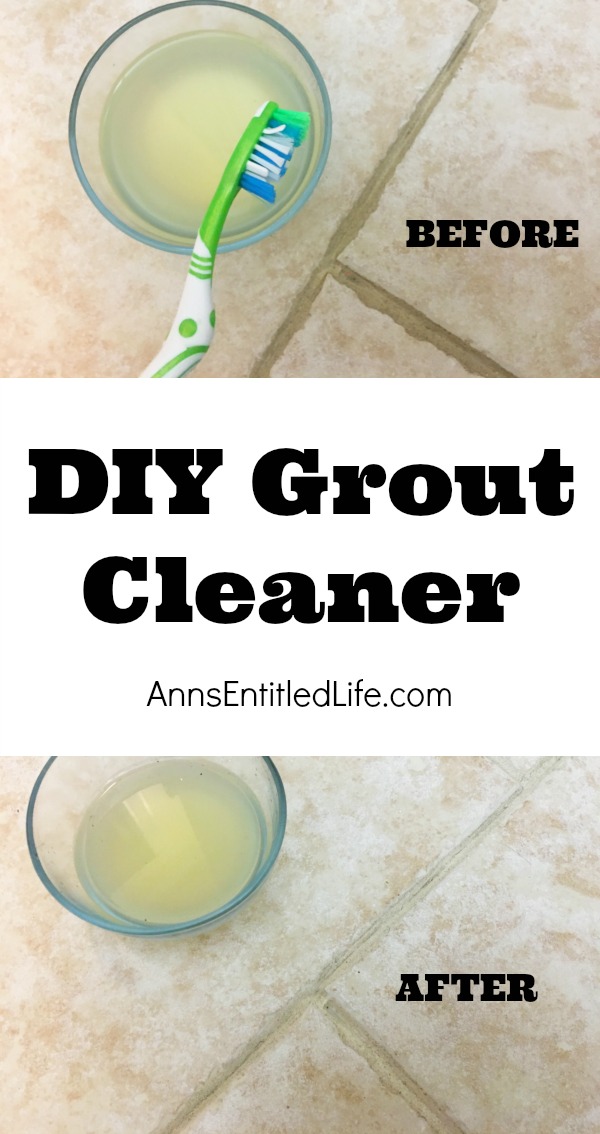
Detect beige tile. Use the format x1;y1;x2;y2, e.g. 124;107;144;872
328;757;600;1134
1;755;513;1134
1;0;473;377
271;276;478;377
180;1006;436;1133
342;0;600;378
501;756;600;900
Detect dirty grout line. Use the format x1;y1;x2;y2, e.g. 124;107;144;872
323;997;470;1134
250;0;499;378
155;754;563;1134
331;262;518;377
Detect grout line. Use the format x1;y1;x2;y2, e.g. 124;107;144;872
316;758;567;1131
250;0;499;377
487;755;546;782
151;991;318;1134
322;6;496;260
323;997;469;1134
156;753;563;1134
313;755;564;987
330;262;518;377
486;755;525;780
253;269;330;380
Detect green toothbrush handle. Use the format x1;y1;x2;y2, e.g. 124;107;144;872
139;102;278;379
139;232;217;379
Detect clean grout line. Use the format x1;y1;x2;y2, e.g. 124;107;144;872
486;755;525;780
250;0;499;377
151;990;317;1134
323;997;470;1134
156;754;563;1134
330;262;518;377
486;755;542;782
321;755;565;986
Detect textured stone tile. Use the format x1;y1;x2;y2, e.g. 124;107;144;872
342;0;600;377
180;1006;436;1133
500;757;600;900
1;755;512;1134
1;0;473;377
271;276;479;377
329;757;600;1134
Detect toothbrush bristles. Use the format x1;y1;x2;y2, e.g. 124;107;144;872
240;108;311;204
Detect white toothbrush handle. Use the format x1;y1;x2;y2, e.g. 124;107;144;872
139;235;216;379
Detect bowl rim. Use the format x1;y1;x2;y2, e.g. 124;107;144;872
68;0;332;254
26;755;287;936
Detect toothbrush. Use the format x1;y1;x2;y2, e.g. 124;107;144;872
139;101;311;379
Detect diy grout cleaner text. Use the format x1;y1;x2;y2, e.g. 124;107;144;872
28;447;574;626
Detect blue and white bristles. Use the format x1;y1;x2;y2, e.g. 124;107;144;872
240;127;295;202
240;108;308;203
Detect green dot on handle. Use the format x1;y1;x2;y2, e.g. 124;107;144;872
210;309;216;328
178;318;198;338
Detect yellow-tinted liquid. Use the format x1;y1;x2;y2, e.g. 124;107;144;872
100;31;313;239
75;760;264;925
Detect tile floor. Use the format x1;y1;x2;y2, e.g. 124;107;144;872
2;0;597;378
2;753;599;1133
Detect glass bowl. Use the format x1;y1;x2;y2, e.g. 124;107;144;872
69;1;332;253
26;755;286;937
